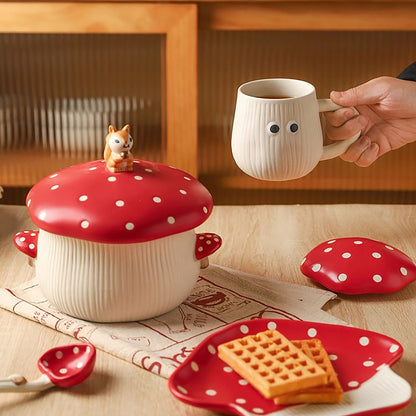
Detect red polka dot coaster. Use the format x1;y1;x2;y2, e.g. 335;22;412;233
301;237;416;294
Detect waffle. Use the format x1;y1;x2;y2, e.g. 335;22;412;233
217;329;328;399
273;339;343;404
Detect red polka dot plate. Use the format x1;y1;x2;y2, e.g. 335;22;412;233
301;237;416;294
168;319;410;416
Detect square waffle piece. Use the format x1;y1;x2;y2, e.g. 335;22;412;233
217;329;328;399
273;339;343;404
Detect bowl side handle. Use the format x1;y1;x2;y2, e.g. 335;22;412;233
13;230;39;263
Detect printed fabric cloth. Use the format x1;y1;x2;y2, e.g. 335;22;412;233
0;264;344;378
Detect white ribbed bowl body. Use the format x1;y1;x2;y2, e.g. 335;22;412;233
231;79;324;181
36;229;200;322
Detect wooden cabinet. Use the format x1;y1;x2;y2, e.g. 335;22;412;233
1;1;416;204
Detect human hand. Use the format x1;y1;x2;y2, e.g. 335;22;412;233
325;76;416;167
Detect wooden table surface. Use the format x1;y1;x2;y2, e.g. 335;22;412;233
0;204;414;416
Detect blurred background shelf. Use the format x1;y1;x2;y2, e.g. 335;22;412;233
1;1;416;205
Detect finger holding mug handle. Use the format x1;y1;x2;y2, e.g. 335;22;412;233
318;99;361;161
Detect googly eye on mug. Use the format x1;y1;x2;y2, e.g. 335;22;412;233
286;121;299;134
267;122;280;135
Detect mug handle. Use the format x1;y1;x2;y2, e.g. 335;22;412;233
318;98;361;161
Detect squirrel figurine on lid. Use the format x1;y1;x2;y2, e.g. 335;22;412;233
104;124;134;172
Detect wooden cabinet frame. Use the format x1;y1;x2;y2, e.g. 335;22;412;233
0;2;198;175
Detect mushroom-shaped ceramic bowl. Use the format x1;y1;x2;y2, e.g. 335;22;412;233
14;159;222;322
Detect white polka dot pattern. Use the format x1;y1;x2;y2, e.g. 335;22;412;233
37;343;96;388
301;237;416;294
25;159;214;244
13;230;39;259
168;320;405;415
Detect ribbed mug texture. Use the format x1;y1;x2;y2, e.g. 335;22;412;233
232;82;324;181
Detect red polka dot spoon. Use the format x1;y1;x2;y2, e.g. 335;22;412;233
0;343;96;392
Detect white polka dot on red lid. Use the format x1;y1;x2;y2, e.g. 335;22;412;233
179;189;187;195
389;344;399;353
55;351;63;359
372;252;382;259
312;263;321;272
338;273;347;282
42;360;48;367
252;408;265;414
327;240;336;244
238;379;249;386
353;240;363;245
385;245;394;250
29;244;35;250
373;274;382;283
73;347;80;354
88;167;97;171
59;368;68;374
191;362;199;372
107;176;117;182
400;267;408;276
359;336;370;346
223;366;233;373
197;247;203;252
153;197;162;203
205;389;217;396
235;398;246;404
342;252;351;258
184;176;191;181
115;200;125;207
324;247;332;253
307;328;317;337
203;206;208;214
348;381;359;388
30;233;36;236
50;185;59;190
145;168;153;173
125;222;134;230
81;220;89;229
329;354;338;361
167;216;175;224
363;360;374;367
177;385;188;394
79;195;88;202
19;237;26;242
49;173;58;178
134;175;143;181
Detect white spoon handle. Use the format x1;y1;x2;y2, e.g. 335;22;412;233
0;373;53;392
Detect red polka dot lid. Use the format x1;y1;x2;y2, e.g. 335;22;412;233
26;160;214;244
301;237;416;294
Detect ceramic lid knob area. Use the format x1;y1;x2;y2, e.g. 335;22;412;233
301;237;416;294
25;160;214;244
13;230;39;258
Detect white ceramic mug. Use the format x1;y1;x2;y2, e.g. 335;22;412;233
231;78;360;181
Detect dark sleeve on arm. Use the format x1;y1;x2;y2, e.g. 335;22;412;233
397;61;416;81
